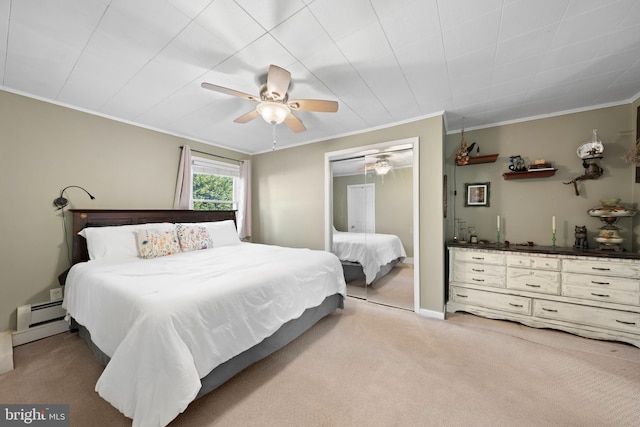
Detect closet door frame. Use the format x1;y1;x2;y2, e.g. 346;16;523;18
324;137;420;313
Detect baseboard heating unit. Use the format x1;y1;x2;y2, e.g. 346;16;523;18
12;300;69;346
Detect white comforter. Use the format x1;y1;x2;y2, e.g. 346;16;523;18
63;242;346;427
332;231;406;284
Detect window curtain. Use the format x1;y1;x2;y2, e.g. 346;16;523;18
237;159;252;239
173;145;192;209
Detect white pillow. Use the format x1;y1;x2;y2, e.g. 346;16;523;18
178;220;240;247
208;220;241;246
79;223;175;260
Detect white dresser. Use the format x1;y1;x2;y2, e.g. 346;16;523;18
447;245;640;347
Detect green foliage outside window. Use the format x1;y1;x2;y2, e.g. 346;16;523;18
193;174;234;211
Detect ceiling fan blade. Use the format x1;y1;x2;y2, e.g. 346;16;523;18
266;65;291;101
284;112;306;133
288;99;339;112
201;82;259;101
358;164;376;173
234;109;260;123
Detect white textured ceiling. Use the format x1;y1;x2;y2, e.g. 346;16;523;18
2;0;640;154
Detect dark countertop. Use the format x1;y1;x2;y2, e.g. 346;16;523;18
446;240;640;260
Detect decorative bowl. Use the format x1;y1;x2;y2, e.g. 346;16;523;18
588;205;636;217
599;198;620;206
595;237;623;244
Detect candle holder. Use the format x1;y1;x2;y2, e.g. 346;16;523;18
552;230;556;248
496;229;501;245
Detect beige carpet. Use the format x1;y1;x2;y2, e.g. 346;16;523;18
346;263;414;310
368;263;414;310
1;298;639;427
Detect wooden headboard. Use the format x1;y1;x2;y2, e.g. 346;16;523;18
69;209;237;265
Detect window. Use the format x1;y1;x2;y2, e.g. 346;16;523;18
191;157;240;211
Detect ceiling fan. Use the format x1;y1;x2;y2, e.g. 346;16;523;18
201;64;338;133
359;154;392;175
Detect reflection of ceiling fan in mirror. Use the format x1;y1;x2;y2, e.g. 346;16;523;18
201;64;339;133
360;155;392;175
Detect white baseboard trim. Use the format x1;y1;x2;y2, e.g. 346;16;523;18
417;308;445;320
11;320;70;347
0;330;13;374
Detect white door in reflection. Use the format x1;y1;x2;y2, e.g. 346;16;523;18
347;184;375;233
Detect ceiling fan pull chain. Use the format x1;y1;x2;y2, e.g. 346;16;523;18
272;123;277;151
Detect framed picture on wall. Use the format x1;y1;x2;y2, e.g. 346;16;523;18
465;182;490;207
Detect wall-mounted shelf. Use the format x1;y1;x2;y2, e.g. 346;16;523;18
456;153;499;166
503;169;558;180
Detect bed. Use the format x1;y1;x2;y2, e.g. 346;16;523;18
62;209;346;427
332;230;407;285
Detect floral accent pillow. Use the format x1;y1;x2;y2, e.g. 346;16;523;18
176;224;212;252
135;228;181;259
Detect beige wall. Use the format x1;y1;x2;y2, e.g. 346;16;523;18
0;90;248;331
333;166;414;257
444;104;638;251
252;116;446;315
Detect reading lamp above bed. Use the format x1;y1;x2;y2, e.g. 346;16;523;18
53;185;95;210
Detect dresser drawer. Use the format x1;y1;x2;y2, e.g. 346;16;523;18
562;284;640;306
453;264;506;288
455;251;504;265
507;268;560;295
507;254;560;270
451;286;531;315
533;300;640;335
563;259;639;278
456;262;505;277
562;273;639;292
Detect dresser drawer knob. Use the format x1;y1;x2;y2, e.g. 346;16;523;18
615;319;636;326
472;278;485;282
592;267;610;271
591;293;609;298
509;303;523;308
525;283;541;288
472;257;484;260
542;307;558;313
591;281;610;285
472;268;485;272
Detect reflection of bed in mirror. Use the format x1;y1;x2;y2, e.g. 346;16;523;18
332;229;407;285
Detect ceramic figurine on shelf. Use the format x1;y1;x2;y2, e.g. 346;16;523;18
508;155;526;172
455;142;478;166
573;225;588;249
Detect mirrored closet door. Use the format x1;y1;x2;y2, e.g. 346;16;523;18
330;145;415;310
331;156;369;301
362;150;414;310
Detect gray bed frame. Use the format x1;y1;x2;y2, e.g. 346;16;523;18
67;209;344;399
341;258;402;284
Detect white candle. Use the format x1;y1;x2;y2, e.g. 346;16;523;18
497;215;500;231
552;216;556;232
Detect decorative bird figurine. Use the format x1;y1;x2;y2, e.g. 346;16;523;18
465;142;477;155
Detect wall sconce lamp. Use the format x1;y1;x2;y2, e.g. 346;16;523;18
564;129;604;196
53;185;96;210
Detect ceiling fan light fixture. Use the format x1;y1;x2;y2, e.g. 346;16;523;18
257;101;290;124
374;159;391;175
